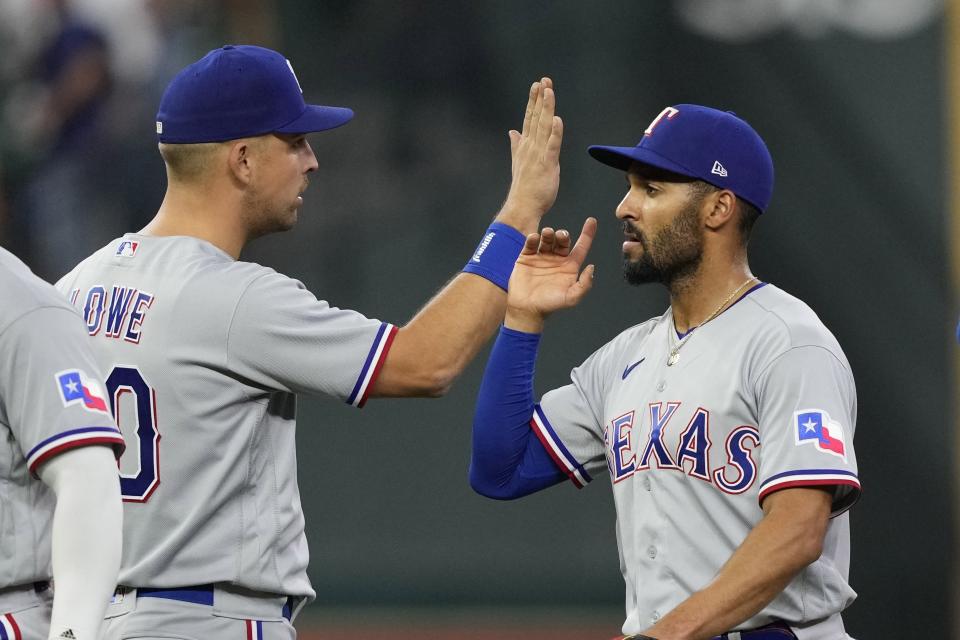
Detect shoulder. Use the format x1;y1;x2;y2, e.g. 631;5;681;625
0;248;76;333
577;311;665;372
55;238;128;292
742;283;849;368
610;313;664;349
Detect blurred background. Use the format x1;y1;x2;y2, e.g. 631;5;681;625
0;0;952;638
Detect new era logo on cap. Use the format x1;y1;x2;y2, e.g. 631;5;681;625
587;104;775;213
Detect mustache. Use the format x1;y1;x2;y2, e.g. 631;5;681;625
622;222;647;248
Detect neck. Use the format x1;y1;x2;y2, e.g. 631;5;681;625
141;184;248;259
668;253;754;333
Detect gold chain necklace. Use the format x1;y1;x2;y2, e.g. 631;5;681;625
666;277;756;366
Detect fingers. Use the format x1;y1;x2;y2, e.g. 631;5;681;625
509;129;521;157
569;217;598;265
567;264;596;306
529;81;545;142
521;231;540;255
535;84;555;146
520;82;541;137
554;228;571;256
545;116;563;163
538;227;556;254
517;77;556;149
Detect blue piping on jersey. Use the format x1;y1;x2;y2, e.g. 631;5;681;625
674;281;768;339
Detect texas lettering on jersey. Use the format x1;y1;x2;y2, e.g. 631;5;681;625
604;401;760;495
70;286;155;343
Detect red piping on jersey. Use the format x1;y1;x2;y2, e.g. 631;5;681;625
28;435;126;476
758;477;861;516
358;325;399;408
528;418;585;489
5;614;22;640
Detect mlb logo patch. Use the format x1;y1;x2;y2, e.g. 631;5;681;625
794;409;847;461
56;370;109;413
116;240;139;258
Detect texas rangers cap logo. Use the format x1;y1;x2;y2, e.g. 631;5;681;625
56;369;109;413
794;409;846;461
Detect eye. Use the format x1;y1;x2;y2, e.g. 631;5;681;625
644;184;659;196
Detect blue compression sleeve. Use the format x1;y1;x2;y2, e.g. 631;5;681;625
470;326;567;500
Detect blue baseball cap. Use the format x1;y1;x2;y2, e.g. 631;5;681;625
588;104;774;213
156;45;353;143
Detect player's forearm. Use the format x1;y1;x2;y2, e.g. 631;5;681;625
644;488;831;640
470;325;566;498
372;272;508;397
40;447;122;640
504;305;546;334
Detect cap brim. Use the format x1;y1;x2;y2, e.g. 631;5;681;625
588;144;697;179
275;104;354;134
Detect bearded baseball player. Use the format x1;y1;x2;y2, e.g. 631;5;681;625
470;105;860;640
0;247;125;640
54;45;561;639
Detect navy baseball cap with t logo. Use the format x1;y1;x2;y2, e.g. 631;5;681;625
588;104;774;213
156;45;354;143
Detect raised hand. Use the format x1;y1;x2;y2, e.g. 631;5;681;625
504;217;597;333
496;77;564;235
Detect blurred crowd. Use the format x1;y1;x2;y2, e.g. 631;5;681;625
0;0;280;281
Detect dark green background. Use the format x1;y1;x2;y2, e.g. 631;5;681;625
5;2;952;637
254;5;948;637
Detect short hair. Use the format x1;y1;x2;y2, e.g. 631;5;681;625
736;199;760;244
158;142;227;183
687;180;759;246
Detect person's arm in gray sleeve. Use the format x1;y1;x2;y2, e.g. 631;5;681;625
39;446;122;640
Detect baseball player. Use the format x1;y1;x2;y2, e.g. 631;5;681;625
54;45;562;639
0;246;125;640
470;105;860;640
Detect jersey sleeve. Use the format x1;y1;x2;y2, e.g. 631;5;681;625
754;345;860;516
0;306;124;475
226;272;397;407
534;345;613;488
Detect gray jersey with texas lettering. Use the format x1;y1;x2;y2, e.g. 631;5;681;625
533;283;860;637
56;234;397;600
0;248;124;589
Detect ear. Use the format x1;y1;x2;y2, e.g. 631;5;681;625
703;189;738;232
226;139;255;186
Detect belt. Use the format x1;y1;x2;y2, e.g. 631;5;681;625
712;622;797;640
134;585;295;621
0;581;51;613
625;622;796;640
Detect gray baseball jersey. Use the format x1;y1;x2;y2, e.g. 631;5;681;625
0;247;124;591
55;234;397;599
533;283;859;636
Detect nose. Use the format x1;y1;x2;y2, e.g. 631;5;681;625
615;187;640;222
304;141;318;173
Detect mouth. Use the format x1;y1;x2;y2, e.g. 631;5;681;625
622;225;644;254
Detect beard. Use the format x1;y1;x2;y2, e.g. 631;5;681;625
241;189;300;239
622;196;704;287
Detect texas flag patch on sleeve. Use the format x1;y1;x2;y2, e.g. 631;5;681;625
794;409;847;462
56;370;109;413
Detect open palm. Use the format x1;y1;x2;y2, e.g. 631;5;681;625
507;217;597;323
